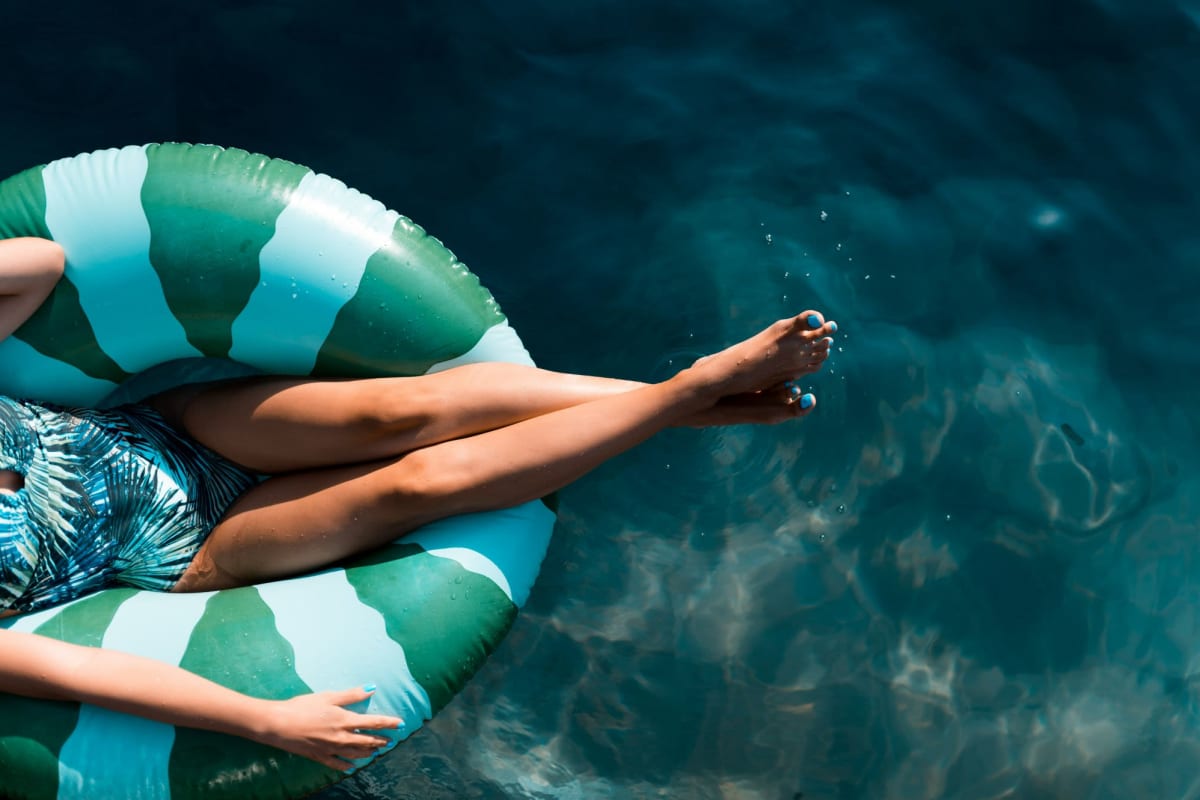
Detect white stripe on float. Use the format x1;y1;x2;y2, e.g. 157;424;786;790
407;500;557;608
0;336;118;407
229;172;399;373
424;321;535;373
257;569;431;763
42;145;201;374
55;591;211;800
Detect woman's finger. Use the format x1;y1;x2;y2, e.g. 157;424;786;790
349;732;393;749
327;685;374;706
334;742;380;760
350;713;402;731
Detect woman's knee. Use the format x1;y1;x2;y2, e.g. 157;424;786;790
382;445;478;515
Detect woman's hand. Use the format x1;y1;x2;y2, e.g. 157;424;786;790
0;237;64;342
0;629;402;770
252;686;402;771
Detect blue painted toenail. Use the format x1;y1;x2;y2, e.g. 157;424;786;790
828;321;838;333
800;393;815;409
807;314;822;329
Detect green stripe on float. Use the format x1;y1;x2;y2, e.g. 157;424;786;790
0;162;128;385
344;543;518;714
12;277;130;385
30;586;138;646
313;216;505;377
168;587;335;800
141;143;310;359
0;589;136;800
0;163;52;239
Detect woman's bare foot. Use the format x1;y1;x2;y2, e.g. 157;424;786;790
681;311;836;402
683;382;818;427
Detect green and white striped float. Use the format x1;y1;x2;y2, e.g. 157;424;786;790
0;143;556;799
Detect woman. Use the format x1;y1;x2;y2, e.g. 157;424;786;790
0;237;836;770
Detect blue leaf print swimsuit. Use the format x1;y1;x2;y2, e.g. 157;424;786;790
0;397;259;614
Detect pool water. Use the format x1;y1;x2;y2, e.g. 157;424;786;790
7;1;1198;797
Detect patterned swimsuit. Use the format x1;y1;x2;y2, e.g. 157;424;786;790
0;397;258;614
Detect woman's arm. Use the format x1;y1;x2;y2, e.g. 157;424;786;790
0;628;401;770
0;237;65;342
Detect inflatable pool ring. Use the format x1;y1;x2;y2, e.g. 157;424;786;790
0;143;556;800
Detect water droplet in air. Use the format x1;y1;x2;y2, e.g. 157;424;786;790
819;533;826;541
819;210;828;221
784;271;790;278
835;242;843;251
836;504;846;514
945;514;952;522
765;233;773;244
291;292;298;300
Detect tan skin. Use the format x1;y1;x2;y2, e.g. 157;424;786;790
0;237;836;769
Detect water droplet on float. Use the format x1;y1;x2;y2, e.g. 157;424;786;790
451;593;457;600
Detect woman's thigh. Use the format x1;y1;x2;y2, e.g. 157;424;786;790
148;375;433;474
171;452;442;593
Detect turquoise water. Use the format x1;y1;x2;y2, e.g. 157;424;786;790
8;1;1199;797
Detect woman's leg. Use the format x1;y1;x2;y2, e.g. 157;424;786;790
151;319;835;474
150;364;646;474
172;313;831;592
